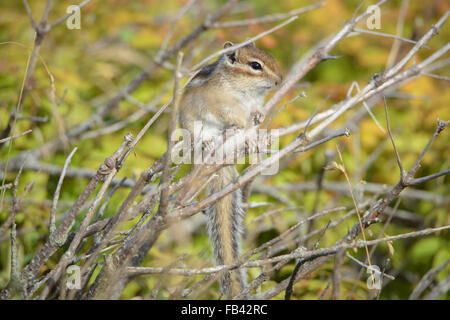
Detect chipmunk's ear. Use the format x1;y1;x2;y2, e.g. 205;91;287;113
223;41;237;63
223;41;234;49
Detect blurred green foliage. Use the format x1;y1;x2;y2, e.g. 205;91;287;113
0;0;448;299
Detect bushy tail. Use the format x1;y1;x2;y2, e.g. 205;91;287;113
206;165;246;299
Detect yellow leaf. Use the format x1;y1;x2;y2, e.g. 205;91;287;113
385;233;395;256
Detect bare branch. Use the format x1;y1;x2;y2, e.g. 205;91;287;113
262;0;389;116
210;2;324;28
0;130;32;145
409;259;450;300
408;169;450;186
420;72;450;82
383;96;406;180
384;10;449;79
423;276;450;300
157;0;199;54
264;92;306;129
346;253;395;280
331;249;345;300
159;52;184;216
294;129;350;153
49;147;78;236
22;0;39;31
386;0;409;68
257;225;450;299
21;134;133;296
352;27;424;47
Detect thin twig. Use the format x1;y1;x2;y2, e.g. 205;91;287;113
49;147;78;236
210;2;324;28
383;96;405;180
346;253;395;280
264;92;306;129
294;129;350;153
159;52;184;216
409;259;450;300
352;27;425;47
22;0;39;31
0;130;32;145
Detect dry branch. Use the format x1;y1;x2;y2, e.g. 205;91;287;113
1;0;449;301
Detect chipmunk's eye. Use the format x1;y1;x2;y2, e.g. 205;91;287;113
249;61;262;70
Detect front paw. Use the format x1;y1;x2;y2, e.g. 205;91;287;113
251;110;265;126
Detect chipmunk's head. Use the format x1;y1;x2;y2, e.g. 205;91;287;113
221;41;282;94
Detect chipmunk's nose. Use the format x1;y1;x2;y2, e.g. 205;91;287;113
275;75;282;86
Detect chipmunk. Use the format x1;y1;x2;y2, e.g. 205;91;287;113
179;41;282;299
